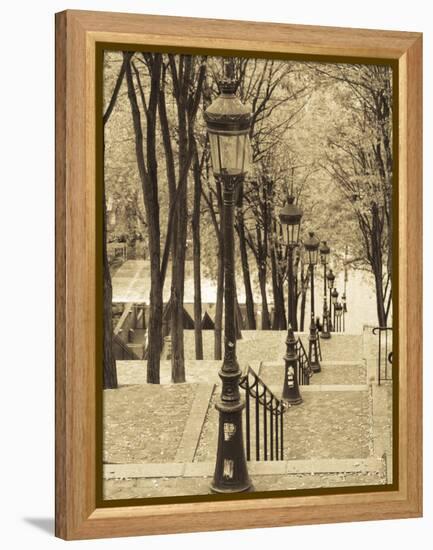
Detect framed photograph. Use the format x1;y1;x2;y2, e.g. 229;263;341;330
55;10;422;540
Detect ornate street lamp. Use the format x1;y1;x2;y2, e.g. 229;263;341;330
326;269;336;331
331;287;339;331
279;194;303;330
304;231;321;373
319;241;331;339
204;59;252;494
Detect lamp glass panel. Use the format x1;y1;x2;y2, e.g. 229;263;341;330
308;249;318;266
208;133;221;174
208;132;251;176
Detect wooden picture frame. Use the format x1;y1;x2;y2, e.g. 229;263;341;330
55;9;422;540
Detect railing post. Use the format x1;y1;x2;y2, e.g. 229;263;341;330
244;375;251;461
255;385;260;461
263;389;268;461
378;329;382;385
280;406;284;460
270;396;274;461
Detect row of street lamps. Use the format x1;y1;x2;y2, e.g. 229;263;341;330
203;59;347;494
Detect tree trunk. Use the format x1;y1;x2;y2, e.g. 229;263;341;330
258;267;271;329
373;268;387;327
235;296;243;340
371;207;387;326
270;247;286;330
101;55;133;389
192;152;203;359
147;272;163;383
236;209;256;329
214;242;224;360
103;194;118;389
124;54;162;384
170;178;188;383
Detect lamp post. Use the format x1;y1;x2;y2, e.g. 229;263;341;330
319;241;331;339
326;269;335;331
331;288;339;331
279;194;303;330
282;324;303;405
342;250;348;332
304;231;321;373
204;59;252;493
341;293;347;332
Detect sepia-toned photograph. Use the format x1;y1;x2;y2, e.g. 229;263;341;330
101;49;394;501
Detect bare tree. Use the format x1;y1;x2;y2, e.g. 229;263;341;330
102;52;133;389
158;54;206;381
124;52;164;383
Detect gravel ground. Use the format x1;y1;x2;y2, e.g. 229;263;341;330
103;469;386;500
103;384;197;464
194;389;371;462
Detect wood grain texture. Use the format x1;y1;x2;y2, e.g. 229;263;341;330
55;9;423;540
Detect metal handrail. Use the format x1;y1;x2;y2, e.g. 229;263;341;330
112;333;141;360
240;365;287;461
295;338;313;385
372;326;393;385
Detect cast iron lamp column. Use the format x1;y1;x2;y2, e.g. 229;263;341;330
341;293;347;332
282;324;302;405
204;59;252;493
331;287;339;331
279;194;303;331
304;231;321;373
326;269;336;332
342;254;348;332
319;241;331;339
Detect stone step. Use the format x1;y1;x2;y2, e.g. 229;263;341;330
103;456;385;479
259;360;367;387
261;360;363;367
266;384;368;394
182;330;364;363
117;359;367;386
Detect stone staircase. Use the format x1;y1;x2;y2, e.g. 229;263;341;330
105;330;392;499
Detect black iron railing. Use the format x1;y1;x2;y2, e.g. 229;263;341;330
239;366;287;461
372;327;393;385
295;338;313;385
112;333;141;360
